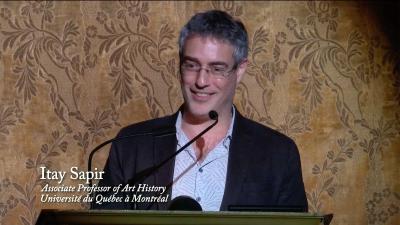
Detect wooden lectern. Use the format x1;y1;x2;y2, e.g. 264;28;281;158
36;210;330;225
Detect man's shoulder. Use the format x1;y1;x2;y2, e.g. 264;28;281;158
237;113;296;146
117;113;177;136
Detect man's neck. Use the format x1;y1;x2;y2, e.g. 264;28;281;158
181;108;232;138
180;107;233;162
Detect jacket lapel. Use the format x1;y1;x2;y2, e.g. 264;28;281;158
220;111;254;210
153;113;178;210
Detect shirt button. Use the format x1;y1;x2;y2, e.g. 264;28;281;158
196;197;201;202
199;168;203;173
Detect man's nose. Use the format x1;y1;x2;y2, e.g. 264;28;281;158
195;68;211;87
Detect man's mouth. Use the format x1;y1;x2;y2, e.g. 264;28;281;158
195;92;210;96
190;90;215;100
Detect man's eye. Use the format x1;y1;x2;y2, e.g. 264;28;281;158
184;63;198;69
212;66;227;73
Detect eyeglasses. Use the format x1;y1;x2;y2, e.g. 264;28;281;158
180;61;237;78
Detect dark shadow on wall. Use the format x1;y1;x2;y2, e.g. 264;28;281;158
363;1;400;102
366;1;400;73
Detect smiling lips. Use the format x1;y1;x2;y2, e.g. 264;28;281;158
190;89;215;101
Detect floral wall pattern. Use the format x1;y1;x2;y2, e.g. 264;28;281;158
0;1;399;225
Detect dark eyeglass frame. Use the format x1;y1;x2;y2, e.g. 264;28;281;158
180;61;239;78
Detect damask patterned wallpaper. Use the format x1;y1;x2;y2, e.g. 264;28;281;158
0;1;399;225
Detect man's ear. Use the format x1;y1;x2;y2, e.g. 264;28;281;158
236;59;248;84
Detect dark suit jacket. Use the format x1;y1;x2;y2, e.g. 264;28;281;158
94;109;308;211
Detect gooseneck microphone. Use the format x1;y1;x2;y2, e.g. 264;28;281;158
87;126;176;188
88;110;218;210
128;110;219;186
136;110;218;210
208;110;218;120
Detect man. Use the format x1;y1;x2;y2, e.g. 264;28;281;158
94;10;307;211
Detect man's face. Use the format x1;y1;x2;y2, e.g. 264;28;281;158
180;36;247;120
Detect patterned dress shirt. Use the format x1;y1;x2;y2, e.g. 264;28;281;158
171;109;235;211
